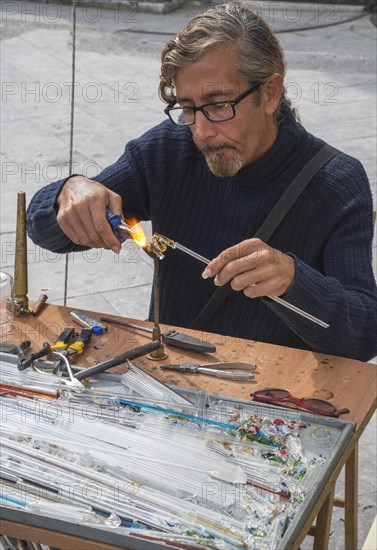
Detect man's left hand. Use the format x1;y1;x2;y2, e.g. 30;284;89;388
202;238;296;298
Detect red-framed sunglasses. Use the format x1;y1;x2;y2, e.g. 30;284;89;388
251;388;350;417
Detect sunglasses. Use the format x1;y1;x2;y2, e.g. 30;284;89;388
251;388;349;418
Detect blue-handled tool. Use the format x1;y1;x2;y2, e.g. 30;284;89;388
70;309;107;335
106;209;139;243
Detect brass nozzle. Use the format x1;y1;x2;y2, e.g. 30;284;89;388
13;191;30;316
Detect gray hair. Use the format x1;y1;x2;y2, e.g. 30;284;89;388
160;2;297;123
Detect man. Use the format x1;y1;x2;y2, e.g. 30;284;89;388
27;3;377;361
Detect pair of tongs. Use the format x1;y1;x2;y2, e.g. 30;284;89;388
160;362;256;380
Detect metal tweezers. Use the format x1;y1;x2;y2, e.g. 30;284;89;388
160;362;256;380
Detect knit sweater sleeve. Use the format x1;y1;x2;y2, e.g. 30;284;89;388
27;136;151;254
264;157;377;361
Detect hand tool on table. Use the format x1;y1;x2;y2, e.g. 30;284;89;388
52;350;86;389
100;316;216;354
50;328;92;372
15;340;32;365
74;340;161;381
160;362;257;380
70;309;107;335
48;328;92;388
17;327;76;370
0;340;31;356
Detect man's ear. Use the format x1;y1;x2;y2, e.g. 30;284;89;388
262;73;284;115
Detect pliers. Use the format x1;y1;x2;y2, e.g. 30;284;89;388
51;328;92;371
49;328;92;388
160;362;257;380
17;327;76;370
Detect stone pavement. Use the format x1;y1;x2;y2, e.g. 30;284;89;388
1;2;376;547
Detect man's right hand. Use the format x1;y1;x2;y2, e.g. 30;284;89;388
56;176;123;253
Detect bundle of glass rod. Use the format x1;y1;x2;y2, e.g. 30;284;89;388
0;360;327;549
121;359;192;405
0;360;61;398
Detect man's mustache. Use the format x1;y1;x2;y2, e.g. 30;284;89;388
199;144;236;154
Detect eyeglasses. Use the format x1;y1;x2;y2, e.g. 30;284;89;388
251;388;350;418
164;81;263;126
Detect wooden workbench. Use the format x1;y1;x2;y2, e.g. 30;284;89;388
1;303;376;549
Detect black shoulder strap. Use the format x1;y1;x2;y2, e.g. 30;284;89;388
189;144;339;330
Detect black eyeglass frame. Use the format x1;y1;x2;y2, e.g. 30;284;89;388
164;81;264;126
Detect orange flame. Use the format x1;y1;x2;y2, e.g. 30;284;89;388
126;218;147;248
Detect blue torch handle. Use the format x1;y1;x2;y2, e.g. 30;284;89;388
106;209;126;243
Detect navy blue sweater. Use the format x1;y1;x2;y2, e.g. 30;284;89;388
27;114;377;361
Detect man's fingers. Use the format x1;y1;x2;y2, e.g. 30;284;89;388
107;193;123;218
57;218;81;246
226;264;270;291
229;270;260;291
58;201;118;251
56;176;123;252
57;208;83;245
203;239;265;279
205;240;296;298
243;281;268;298
212;250;270;287
91;209;121;252
61;216;104;249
